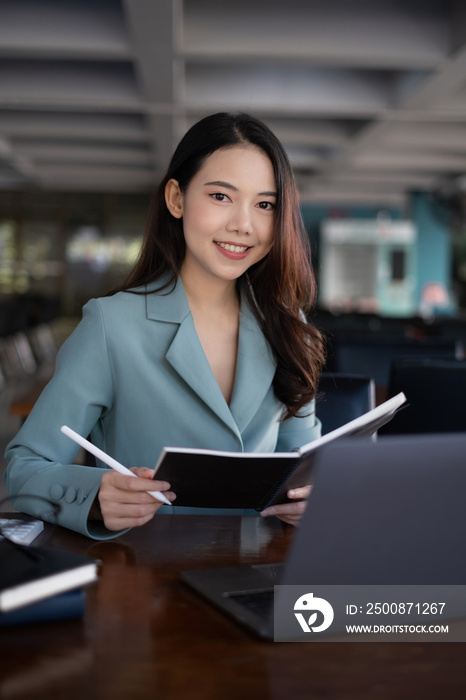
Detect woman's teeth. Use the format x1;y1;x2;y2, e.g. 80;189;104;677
216;242;249;253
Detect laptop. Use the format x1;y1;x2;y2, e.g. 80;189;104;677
182;433;466;639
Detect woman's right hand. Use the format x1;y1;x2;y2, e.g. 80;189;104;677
96;467;175;531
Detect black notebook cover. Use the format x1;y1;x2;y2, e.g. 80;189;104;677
154;451;299;510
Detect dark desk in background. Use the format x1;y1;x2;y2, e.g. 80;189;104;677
1;514;465;700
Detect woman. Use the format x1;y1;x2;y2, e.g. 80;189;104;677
5;112;325;540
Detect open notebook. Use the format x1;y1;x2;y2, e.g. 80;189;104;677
152;392;407;510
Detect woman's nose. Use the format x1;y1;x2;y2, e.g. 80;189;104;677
227;204;251;235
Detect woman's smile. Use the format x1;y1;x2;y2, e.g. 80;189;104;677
214;240;252;259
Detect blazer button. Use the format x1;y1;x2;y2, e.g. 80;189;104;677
64;487;77;503
76;488;87;504
50;484;64;501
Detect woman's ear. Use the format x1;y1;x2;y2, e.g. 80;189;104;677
165;179;184;219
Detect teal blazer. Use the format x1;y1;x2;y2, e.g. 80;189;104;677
5;276;320;539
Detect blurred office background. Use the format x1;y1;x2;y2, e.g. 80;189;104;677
2;0;466;483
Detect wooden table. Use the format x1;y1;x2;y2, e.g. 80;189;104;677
1;514;466;699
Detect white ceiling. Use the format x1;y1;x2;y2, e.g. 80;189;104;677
1;0;466;208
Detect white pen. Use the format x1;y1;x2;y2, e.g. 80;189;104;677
60;425;172;506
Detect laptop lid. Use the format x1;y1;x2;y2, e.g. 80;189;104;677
282;432;466;586
182;433;466;638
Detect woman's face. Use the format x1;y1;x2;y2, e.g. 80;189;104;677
165;144;276;287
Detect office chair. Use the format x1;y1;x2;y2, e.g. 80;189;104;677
378;358;466;435
316;373;376;435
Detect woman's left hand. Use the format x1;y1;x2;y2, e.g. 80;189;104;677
259;485;311;526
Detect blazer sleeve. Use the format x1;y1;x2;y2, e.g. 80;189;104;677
4;299;128;540
274;399;321;452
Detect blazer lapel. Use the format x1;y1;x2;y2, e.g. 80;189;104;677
145;275;277;438
165;313;241;435
145;276;242;437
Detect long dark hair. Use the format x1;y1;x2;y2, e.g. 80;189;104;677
116;112;325;419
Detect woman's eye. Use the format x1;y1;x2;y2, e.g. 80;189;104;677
258;201;275;210
211;193;229;202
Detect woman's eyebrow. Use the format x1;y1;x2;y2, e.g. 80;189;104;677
204;180;237;191
204;180;277;197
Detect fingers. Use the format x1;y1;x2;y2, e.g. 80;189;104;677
259;484;311;526
98;469;175;531
104;467;171;495
287;484;311;500
260;498;307;524
129;467;164;481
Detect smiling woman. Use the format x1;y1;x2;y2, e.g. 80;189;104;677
5;113;326;540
